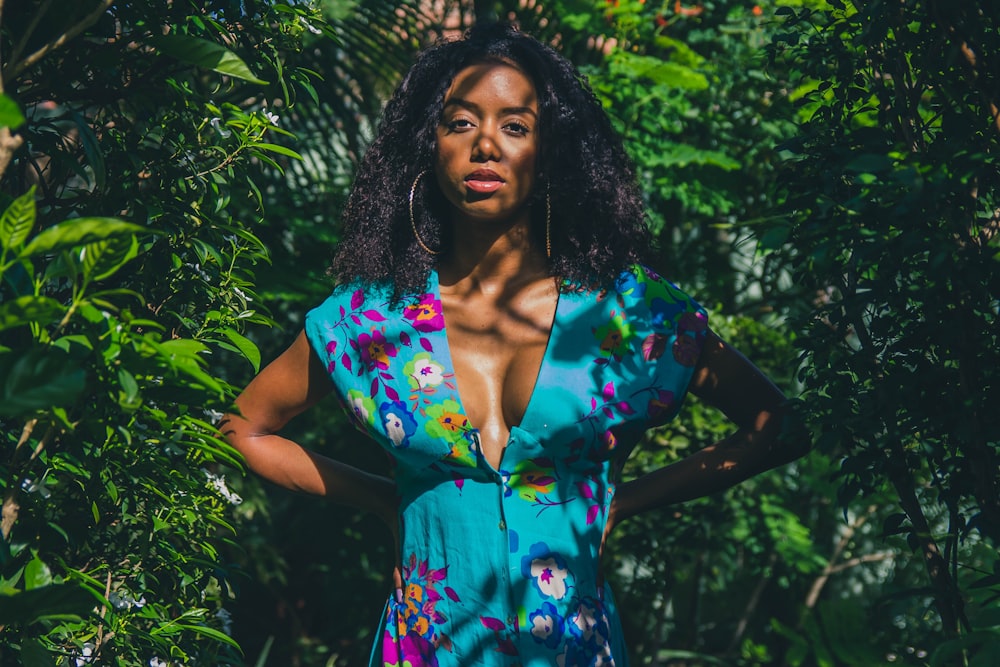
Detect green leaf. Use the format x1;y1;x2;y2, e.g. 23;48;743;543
175;623;241;650
611;51;709;91
80;234;139;282
71;111;107;192
147;338;224;394
0;347;86;417
0;186;37;252
253;142;303;160
18;639;56;667
24;554;53;590
648;144;741;171
0;94;25;130
0;582;96;625
844;153;894;174
20;218;146;258
221;328;261;372
150;34;269;85
0;295;66;331
117;367;140;408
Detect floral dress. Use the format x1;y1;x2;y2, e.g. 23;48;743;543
304;264;708;667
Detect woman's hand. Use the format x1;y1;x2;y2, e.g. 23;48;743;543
607;330;807;521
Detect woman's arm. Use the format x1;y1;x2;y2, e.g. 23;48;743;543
609;330;807;526
220;330;396;524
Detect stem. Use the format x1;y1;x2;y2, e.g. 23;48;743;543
96;570;112;649
0;127;25;183
2;0;114;81
0;489;18;542
727;551;777;654
842;278;966;634
2;424;55;541
801;505;874;614
8;0;55;67
886;442;966;635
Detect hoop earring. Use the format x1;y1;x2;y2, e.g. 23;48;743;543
545;186;552;260
409;170;441;256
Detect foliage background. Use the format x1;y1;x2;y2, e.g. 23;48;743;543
1;0;997;666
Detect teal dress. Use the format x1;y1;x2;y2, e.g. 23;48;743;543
304;265;707;667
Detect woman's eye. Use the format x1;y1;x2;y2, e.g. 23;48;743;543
505;121;530;136
445;119;473;131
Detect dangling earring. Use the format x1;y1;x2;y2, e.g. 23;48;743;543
545;185;552;260
409;170;441;256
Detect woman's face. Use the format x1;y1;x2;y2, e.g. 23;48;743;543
434;60;539;227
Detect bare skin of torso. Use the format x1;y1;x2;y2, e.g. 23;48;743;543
438;262;557;470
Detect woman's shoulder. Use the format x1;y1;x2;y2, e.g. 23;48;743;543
306;279;403;324
613;263;708;331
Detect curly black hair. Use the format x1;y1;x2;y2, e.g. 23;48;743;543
331;22;650;297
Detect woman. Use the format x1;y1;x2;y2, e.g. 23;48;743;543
223;22;803;667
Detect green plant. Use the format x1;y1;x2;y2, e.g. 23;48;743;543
767;0;1000;661
0;2;330;664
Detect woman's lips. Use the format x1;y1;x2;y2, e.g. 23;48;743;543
465;170;504;194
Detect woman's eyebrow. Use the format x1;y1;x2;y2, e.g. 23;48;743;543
442;97;538;117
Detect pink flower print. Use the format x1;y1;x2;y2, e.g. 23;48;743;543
385;554;455;665
672;334;701;367
399;632;439;666
404;294;445;332
358;329;397;371
578;480;603;525
647;389;676;420
641;333;668;361
678;310;708;334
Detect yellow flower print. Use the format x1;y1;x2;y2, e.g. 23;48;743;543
592;311;634;361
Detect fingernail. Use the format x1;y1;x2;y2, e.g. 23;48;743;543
597;585;604;601
395;587;403;603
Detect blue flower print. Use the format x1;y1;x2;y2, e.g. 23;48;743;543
380;400;418;448
565;596;615;666
614;271;645;299
528;601;565;649
649;296;685;328
521;542;573;600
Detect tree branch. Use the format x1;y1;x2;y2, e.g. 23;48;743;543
727;551;777;653
9;0;55;67
803;505;875;613
2;0;113;81
886;447;967;634
0;127;24;184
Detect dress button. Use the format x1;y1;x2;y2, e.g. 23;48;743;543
498;520;507;530
507;615;515;626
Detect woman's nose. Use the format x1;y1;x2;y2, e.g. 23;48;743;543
472;126;500;161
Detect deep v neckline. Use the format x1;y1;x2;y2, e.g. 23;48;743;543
431;269;561;470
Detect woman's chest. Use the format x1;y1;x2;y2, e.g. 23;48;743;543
439;286;557;460
306;269;704;477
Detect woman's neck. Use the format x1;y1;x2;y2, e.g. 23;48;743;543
438;215;549;296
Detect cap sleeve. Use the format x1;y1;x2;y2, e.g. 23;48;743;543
616;264;709;427
303;284;366;429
